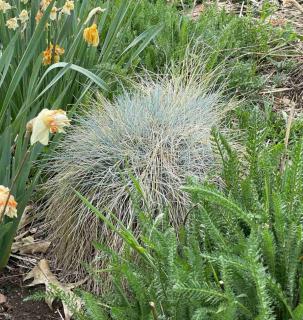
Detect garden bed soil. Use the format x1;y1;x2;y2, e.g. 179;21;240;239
0;270;60;320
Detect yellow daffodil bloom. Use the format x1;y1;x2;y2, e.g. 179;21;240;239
19;10;29;24
28;109;70;145
83;23;99;47
6;17;19;30
0;186;17;219
42;48;53;65
0;0;11;13
62;0;74;15
21;0;29;4
42;44;65;65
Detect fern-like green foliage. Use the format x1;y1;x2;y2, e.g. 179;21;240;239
104;0;297;96
44;105;302;320
59;103;303;320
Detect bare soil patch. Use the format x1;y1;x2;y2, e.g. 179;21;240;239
0;270;61;320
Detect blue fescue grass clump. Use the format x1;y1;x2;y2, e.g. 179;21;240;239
41;65;229;284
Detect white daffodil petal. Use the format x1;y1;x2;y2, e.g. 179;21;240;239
31;119;50;145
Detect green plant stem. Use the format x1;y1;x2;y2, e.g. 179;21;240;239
149;302;158;320
51;15;59;65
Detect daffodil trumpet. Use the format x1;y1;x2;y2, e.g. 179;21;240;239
83;23;99;47
0;186;18;223
42;44;65;65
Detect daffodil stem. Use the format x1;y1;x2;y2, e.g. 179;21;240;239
51;16;59;64
48;26;51;49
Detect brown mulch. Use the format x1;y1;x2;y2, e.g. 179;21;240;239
0;269;61;320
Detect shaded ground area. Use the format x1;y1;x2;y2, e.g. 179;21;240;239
0;270;60;320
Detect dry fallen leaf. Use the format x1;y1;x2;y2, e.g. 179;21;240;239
24;259;85;320
12;236;51;255
17;240;51;255
282;97;296;108
18;205;33;230
0;293;7;304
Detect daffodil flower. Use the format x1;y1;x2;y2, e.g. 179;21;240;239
0;186;17;219
6;17;19;30
0;0;11;13
42;44;65;65
62;0;74;15
19;10;29;24
83;23;99;47
28;109;70;145
50;6;58;20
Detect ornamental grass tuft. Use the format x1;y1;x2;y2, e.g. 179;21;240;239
41;62;231;289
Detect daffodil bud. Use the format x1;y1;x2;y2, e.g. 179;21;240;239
84;7;106;25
